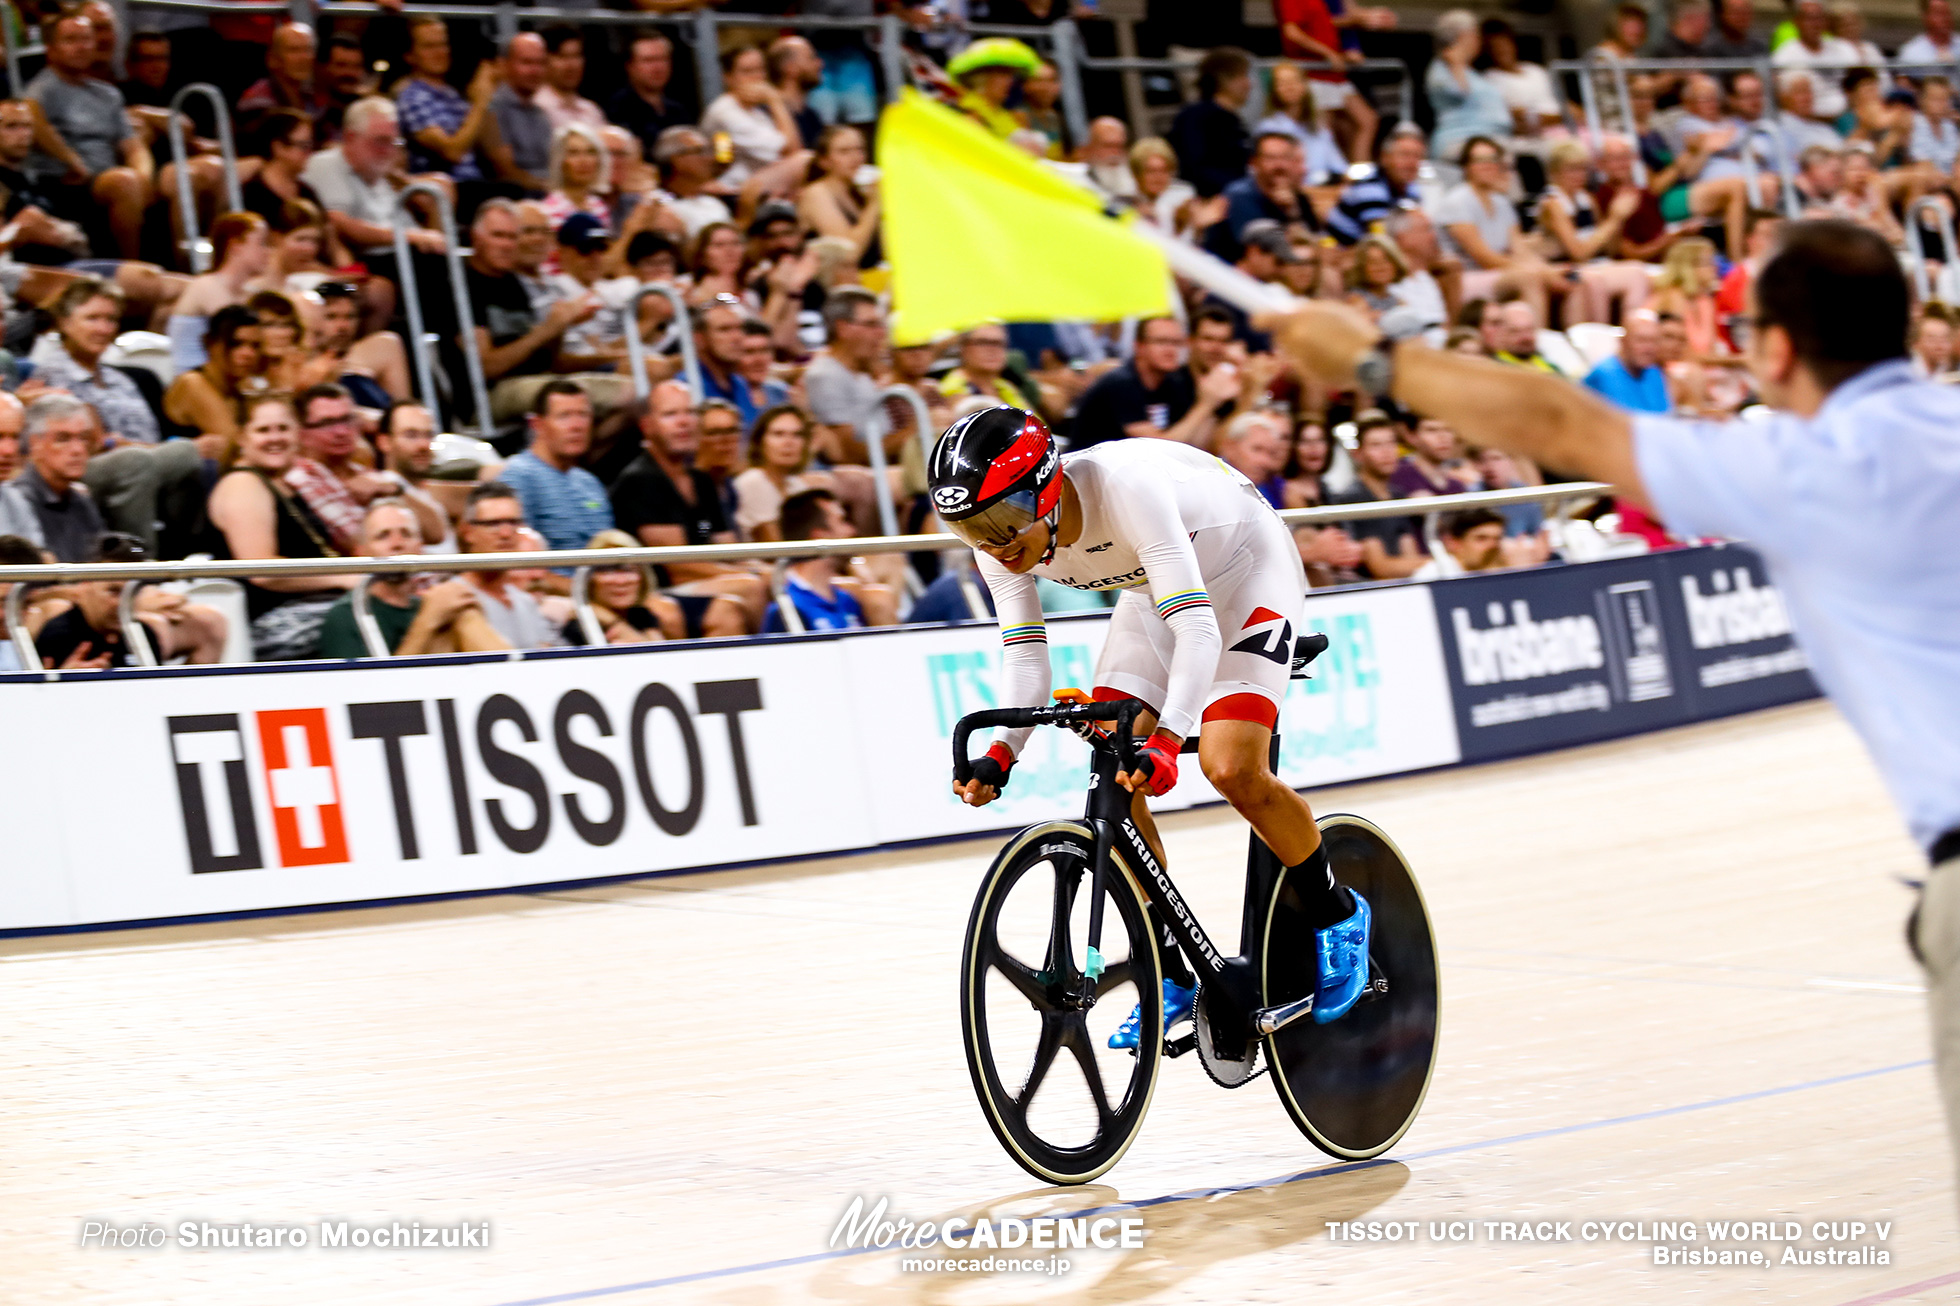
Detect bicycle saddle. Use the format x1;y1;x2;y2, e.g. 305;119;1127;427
1291;632;1329;680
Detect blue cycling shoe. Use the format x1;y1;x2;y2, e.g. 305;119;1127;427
1312;892;1373;1024
1108;978;1197;1050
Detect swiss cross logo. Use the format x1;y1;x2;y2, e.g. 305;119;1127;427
254;709;351;867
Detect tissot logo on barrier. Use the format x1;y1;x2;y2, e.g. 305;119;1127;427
167;679;765;876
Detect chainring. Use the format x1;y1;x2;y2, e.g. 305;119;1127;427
1193;983;1263;1088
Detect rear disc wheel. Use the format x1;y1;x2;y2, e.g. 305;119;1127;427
1264;814;1440;1159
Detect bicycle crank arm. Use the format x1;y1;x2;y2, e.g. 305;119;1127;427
1252;993;1314;1035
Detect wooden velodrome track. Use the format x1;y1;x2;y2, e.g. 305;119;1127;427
6;699;1957;1305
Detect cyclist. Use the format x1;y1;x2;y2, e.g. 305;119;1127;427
933;405;1371;1046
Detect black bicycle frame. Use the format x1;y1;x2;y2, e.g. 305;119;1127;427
953;702;1284;1043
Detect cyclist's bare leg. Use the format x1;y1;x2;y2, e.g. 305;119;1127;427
1198;719;1321;865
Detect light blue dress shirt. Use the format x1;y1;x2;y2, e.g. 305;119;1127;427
1633;359;1960;854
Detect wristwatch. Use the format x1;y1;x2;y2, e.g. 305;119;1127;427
1353;337;1395;398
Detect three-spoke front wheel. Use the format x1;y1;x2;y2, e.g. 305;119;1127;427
960;822;1163;1185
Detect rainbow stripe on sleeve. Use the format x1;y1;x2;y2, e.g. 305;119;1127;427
1000;623;1048;646
1154;589;1211;619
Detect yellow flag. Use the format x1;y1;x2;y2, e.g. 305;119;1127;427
878;90;1171;345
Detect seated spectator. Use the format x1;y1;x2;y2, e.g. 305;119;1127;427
1072;315;1237;448
1673;74;1777;200
1650;238;1749;397
692;296;762;431
0;392;20;484
602;125;655;231
540;125;611;268
609;382;760;635
1216;410;1288;508
1841;69;1909;167
481;33;553;197
1205;132;1325;263
1913;78;1960;177
237;22;321;127
1582;308;1671;412
250;291;331;396
0;97;93;269
1327;124;1426;244
29;277;159;446
33;533;226;666
0;533;59;670
1330;411;1424;579
309;281;413;410
687;221;753;308
166;212;272;373
1427;11;1513;167
1253;62;1348;187
360;400;455;548
247;198;334;300
1472;444;1547;536
799;286;883;477
1480;18;1564;144
761;488;894;632
1411;508;1510;579
550;214;654;383
305;97;448;265
27;10;153;259
1390;415;1470;497
642;126;730;242
499;379;612;552
1589;135;1683;265
767;34;825;151
1771;0;1858;122
609;30;687;165
564;528;686;645
797;126;881;268
454;482;561;648
1346;234;1409;319
1830;145;1906;246
1536;140;1650;324
1827;2;1887;73
1382;208;1461;331
206;394;352;659
1706;0;1770;56
1586;4;1649;134
699;45;801;192
1021;61;1069;158
738;320;791;408
1490;298;1563;373
1901;0;1959;66
465;199;629;423
1129;136;1207;241
948;38;1038;143
163;305;263;442
1436;137;1564;325
397;18;493;191
1914;304;1956;380
1278;415;1364;585
733;404;831;541
1080;117;1139;203
1769;73;1846;166
286;383;390;554
315;500;507;658
0;394;103;562
938;324;1038;412
1714;208;1781;343
318;34;373;141
537;26;605;135
1170;48;1255;198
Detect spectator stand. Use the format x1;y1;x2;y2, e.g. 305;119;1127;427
623;283;701;403
390;179;493;443
0;482;1613;669
1078;49;1414;144
166;83;243;274
1903;196;1960;302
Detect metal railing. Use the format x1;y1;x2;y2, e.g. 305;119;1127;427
624;282;699;403
391;180;493;442
0;482;1611;671
165;83;242;274
1080;51;1414;135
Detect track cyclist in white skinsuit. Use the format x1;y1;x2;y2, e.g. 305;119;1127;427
930;406;1372;1048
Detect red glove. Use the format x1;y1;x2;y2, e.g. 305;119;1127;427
970;742;1015;792
1128;733;1180;797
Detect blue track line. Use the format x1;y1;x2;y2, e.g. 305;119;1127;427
484;1057;1932;1306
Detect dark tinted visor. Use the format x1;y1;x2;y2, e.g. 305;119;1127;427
942;486;1040;550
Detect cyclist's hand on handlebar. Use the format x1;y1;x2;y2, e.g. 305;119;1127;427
1116;731;1182;797
954;743;1015;807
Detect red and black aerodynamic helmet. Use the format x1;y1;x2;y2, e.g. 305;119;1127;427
927;406;1062;552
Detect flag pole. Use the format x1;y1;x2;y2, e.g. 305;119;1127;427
1125;219;1301;320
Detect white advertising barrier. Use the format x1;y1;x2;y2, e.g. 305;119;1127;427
853;582;1462;845
0;583;1460;931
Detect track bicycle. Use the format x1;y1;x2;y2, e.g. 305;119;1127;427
952;647;1441;1185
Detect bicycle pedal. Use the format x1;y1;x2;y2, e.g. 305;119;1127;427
1164;1032;1197;1058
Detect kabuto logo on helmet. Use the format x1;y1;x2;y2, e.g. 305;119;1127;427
933;485;971;510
